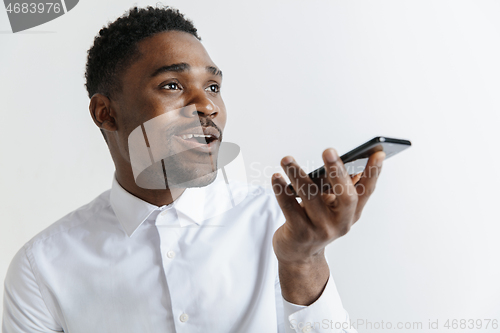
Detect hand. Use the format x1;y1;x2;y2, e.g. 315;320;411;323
297;172;363;209
271;148;386;266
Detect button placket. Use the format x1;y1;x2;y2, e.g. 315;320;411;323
156;207;195;331
155;208;182;272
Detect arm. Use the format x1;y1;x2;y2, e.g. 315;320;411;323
278;251;329;307
2;246;62;333
272;148;385;332
275;256;357;333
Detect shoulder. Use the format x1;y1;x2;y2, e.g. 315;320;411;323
3;241;63;330
22;188;112;252
4;245;32;289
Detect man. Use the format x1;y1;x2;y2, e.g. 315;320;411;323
3;6;385;333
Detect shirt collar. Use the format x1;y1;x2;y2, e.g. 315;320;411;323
110;173;208;237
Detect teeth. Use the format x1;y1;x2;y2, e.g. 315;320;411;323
179;134;211;140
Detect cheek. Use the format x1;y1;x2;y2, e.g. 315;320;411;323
216;103;228;130
219;113;227;131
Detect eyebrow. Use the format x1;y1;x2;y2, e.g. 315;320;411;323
206;66;223;77
150;63;223;78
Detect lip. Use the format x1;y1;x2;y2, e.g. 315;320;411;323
172;134;220;154
176;126;220;139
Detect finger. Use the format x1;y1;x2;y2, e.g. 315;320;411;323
354;151;385;220
280;156;328;218
271;173;310;230
350;172;363;185
318;181;338;207
323;148;357;208
321;192;338;207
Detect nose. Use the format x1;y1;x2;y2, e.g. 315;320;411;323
181;91;219;118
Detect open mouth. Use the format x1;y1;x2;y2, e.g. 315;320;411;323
177;133;218;145
173;126;221;153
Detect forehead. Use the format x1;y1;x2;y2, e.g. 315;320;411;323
134;30;214;70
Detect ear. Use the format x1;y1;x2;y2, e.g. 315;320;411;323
89;93;117;132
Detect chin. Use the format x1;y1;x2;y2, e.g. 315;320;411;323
132;157;218;190
167;169;218;188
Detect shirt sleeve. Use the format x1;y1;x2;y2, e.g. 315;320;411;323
274;263;357;333
2;245;63;333
269;189;356;333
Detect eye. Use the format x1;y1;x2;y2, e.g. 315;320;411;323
206;84;220;93
161;82;181;90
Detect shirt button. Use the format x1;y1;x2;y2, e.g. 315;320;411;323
160;210;169;216
302;326;312;333
179;313;189;322
166;250;176;259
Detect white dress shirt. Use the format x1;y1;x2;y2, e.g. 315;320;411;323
3;170;356;333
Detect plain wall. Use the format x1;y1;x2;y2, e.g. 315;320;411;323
1;1;499;331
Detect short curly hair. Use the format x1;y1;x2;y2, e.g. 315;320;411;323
85;5;200;100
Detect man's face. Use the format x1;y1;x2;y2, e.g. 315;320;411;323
110;30;227;188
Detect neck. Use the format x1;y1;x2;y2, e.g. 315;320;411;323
114;168;186;207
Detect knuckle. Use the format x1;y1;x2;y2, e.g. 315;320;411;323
317;226;334;241
326;228;338;240
340;223;351;237
353;211;362;222
365;185;376;196
344;193;358;205
301;228;316;242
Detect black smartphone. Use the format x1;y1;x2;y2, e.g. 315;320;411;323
287;136;411;196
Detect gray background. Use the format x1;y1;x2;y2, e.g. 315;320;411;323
1;0;499;331
4;0;65;33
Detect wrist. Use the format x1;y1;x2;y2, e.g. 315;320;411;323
277;248;327;270
278;252;329;277
278;253;330;305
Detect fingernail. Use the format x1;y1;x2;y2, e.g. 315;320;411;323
282;156;294;166
378;152;386;163
377;154;385;166
325;149;338;163
273;173;282;179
